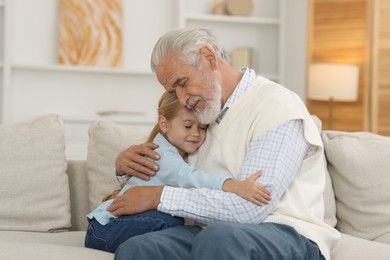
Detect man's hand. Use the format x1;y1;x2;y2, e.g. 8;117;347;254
107;186;164;216
115;142;160;181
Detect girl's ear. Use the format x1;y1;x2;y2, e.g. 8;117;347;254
158;115;169;134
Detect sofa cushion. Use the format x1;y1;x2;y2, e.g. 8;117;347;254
0;241;113;260
0;230;86;247
331;233;390;260
87;121;147;211
323;160;337;227
322;131;390;244
0;114;71;232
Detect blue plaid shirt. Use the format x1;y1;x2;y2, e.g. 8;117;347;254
158;68;312;224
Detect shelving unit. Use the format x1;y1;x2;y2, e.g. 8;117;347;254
0;0;6;124
0;0;308;159
11;63;154;76
178;0;285;83
0;0;168;160
184;14;280;25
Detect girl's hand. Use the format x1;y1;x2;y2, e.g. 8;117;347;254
223;170;271;206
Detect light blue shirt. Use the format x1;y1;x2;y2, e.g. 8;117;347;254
88;133;229;225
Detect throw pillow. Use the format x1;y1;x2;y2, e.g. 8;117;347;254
86;121;147;211
312;115;337;227
0;114;71;232
322;130;390;244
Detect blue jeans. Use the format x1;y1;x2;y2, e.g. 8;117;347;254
114;222;326;260
84;210;184;253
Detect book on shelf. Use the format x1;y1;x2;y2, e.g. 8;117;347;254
230;48;253;70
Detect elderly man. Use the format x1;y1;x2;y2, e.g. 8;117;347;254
108;28;339;260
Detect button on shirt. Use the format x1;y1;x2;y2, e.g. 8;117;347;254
158;68;313;224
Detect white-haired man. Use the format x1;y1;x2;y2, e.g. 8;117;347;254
108;28;339;260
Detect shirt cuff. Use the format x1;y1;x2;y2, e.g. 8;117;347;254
115;170;130;187
158;186;186;215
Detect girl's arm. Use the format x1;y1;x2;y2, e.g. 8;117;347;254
222;170;271;206
157;149;229;190
159;150;270;206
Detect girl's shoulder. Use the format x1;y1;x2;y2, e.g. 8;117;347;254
153;133;182;160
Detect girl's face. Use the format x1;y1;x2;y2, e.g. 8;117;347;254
160;107;207;157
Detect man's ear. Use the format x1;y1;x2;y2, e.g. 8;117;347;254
158;116;169;134
200;45;217;70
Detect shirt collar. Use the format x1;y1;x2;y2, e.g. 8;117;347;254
215;68;256;123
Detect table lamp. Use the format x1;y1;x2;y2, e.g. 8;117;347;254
308;63;359;129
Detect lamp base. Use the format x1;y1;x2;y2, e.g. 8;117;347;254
328;97;334;130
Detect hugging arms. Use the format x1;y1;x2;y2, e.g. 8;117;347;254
109;119;309;224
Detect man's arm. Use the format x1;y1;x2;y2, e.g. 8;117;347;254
108;186;163;216
108;120;310;223
157;120;310;224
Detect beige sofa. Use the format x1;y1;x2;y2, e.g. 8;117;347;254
0;114;389;259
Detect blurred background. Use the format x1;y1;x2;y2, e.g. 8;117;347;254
0;0;388;160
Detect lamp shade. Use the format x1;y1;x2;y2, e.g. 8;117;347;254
308;63;359;101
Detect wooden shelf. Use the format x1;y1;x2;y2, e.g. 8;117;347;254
185;14;280;25
180;0;284;84
11;63;154;76
63;115;155;125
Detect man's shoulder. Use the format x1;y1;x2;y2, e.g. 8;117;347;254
242;78;298;109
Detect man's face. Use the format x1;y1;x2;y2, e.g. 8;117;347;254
156;53;222;124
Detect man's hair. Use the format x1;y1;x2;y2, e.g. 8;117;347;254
150;28;230;72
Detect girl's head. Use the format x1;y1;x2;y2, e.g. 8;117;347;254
148;91;207;157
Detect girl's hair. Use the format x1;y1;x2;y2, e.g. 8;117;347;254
147;91;182;142
150;28;230;72
102;91;182;202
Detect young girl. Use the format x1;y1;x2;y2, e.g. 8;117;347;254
85;91;270;253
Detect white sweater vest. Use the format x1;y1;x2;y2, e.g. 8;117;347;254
189;76;339;260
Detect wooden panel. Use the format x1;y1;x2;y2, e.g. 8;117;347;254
307;0;369;131
372;0;390;135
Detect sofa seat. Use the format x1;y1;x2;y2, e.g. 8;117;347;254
0;241;113;259
331;233;390;260
1;115;389;260
0;230;86;246
0;231;113;259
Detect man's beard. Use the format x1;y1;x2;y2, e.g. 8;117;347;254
187;79;222;124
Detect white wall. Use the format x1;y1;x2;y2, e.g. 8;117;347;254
6;0;180;123
5;0;309;121
11;0;177;70
1;0;308;159
283;0;308;98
